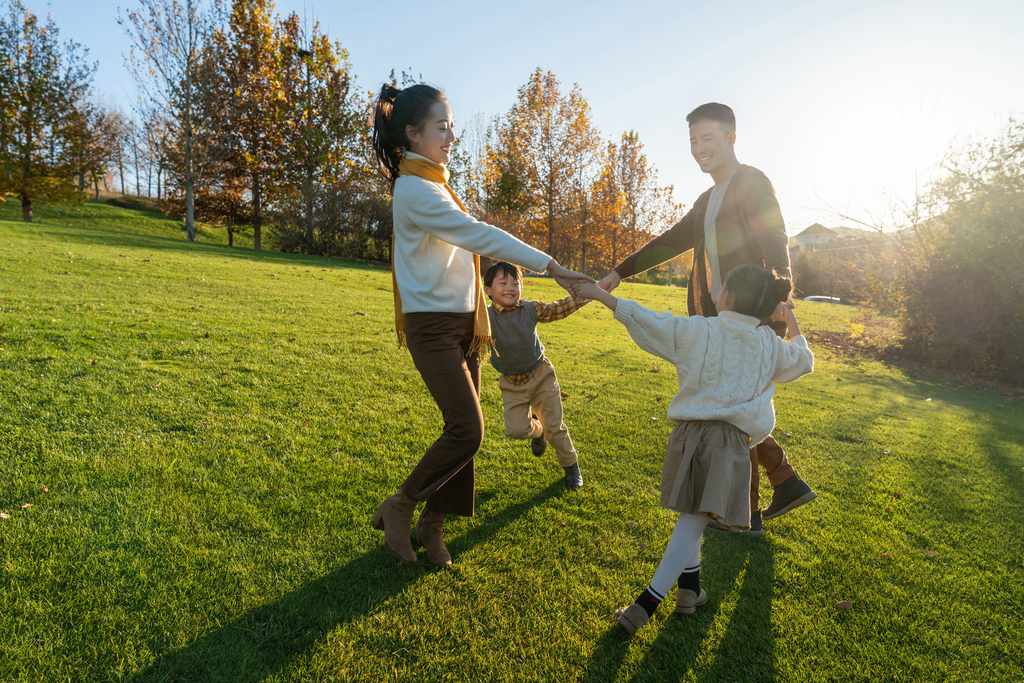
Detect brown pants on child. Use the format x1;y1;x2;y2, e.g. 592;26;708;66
400;312;482;518
497;358;578;467
749;435;796;510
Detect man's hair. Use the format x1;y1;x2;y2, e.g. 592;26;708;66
686;102;736;133
483;261;522;289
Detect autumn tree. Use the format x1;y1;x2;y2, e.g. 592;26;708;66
0;1;96;222
491;69;602;265
71;100;126;200
208;0;283;251
275;12;363;253
120;0;223;240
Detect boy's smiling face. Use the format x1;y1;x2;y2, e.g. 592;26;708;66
484;271;522;308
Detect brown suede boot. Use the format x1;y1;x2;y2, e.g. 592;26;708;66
415;509;452;569
371;491;418;563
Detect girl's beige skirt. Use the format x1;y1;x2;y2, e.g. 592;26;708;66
661;419;752;531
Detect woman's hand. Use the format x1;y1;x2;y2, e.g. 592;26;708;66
546;260;595;299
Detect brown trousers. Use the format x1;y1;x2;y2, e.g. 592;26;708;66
400;312;483;517
750;435;796;509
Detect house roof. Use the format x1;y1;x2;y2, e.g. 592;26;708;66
794;223;833;238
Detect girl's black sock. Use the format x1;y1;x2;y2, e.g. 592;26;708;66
634;587;664;617
677;566;701;594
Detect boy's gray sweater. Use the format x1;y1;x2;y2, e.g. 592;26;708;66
487;304;545;376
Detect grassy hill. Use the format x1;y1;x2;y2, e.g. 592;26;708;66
1;205;1022;682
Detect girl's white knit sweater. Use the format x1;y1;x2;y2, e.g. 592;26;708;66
392;153;551;313
614;299;814;444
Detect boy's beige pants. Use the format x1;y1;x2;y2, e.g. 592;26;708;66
498;359;578;467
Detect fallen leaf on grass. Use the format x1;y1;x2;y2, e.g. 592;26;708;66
21;503;32;509
886;506;892;512
925;398;932;402
558;522;566;527
354;311;367;316
43;487;48;493
628;522;636;528
0;512;9;519
893;491;902;499
925;550;936;557
560;391;571;398
638;543;647;551
880;553;890;559
655;397;662;402
402;427;411;433
835;601;852;610
263;434;271;440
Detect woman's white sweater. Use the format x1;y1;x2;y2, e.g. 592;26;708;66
614;300;814;444
392;154;551;314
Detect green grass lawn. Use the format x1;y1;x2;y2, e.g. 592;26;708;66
0;197;255;249
1;209;1022;682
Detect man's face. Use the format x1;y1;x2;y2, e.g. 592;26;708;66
689;119;736;177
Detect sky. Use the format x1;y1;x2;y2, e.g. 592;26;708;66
36;0;1024;235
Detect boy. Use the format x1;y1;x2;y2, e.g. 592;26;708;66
483;261;587;489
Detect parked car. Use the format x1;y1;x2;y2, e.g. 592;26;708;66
803;295;844;304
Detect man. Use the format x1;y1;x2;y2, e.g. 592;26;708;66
598;102;816;535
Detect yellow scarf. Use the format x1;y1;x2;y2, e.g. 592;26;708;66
392;155;492;356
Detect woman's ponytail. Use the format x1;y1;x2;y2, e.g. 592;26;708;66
371;82;447;191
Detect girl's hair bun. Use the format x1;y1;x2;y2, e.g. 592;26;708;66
722;265;793;319
380;83;400;101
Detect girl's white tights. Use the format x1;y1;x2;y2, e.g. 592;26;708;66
649;512;709;597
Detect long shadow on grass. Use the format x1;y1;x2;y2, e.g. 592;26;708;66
579;533;775;683
132;481;565;682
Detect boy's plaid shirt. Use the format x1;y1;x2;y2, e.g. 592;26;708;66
490;296;589;386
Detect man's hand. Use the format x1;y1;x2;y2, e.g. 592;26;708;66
771;301;801;338
546;260;595;299
598;271;621;293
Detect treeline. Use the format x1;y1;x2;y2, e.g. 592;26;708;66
1;0;682;273
450;69;683;275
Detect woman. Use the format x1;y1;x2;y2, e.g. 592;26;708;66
370;83;591;569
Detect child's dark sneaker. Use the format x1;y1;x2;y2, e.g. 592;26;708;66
674;587;708;614
615;603;650;634
563;462;583;489
531;433;547;457
705;509;763;536
762;475;816;520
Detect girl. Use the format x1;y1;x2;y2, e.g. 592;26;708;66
570;265;813;633
370;83;591;569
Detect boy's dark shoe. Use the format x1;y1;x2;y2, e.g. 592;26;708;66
762;475;817;520
563;462;583;489
531;433;547;457
706;509;763;536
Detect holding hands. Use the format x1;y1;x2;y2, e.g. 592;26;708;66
770;301;801;338
598;270;622;293
570;278;617;312
546;260;596;300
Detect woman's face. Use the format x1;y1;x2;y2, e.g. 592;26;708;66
407;101;456;165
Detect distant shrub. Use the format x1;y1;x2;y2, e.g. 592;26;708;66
868;118;1024;383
